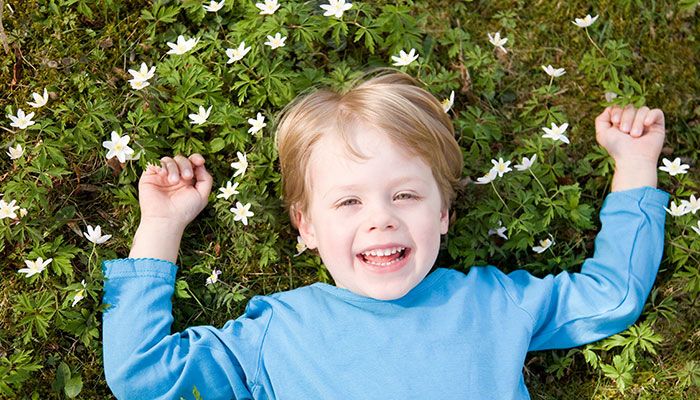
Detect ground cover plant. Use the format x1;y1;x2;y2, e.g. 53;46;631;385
1;0;699;398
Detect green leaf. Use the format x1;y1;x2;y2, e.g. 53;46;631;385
64;376;83;398
209;138;226;153
175;279;192;299
51;362;70;393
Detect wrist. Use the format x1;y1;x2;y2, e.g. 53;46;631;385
129;218;186;263
138;216;188;234
611;157;658;192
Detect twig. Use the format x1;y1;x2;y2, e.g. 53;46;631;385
669;241;700;255
0;0;9;54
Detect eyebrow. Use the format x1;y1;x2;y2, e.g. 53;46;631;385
321;176;429;200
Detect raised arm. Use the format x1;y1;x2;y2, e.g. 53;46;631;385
496;106;669;351
103;155;269;399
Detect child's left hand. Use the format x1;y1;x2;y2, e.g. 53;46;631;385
595;105;665;166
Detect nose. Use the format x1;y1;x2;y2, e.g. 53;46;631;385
365;201;399;232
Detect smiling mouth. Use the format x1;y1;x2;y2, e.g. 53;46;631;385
358;247;408;266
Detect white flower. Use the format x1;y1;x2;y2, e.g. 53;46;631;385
231;151;248;178
8;109;36;130
72;280;87;307
166;35;200;55
102;131;135;163
189;105;212;125
206;270;222;285
256;0;280;15
203;0;225;12
320;0;353;18
542;122;570;144
128;62;156;82
83;225;112;244
264;33;287;49
664;201;689;217
542;64;566;77
605;92;619;102
692;221;700;236
441;90;455;113
681;195;700;214
294;235;308;256
490;158;512;177
129;79;150;90
0;199;20;219
658;157;690;176
226;42;252;63
18;257;52;278
217;181;240;200
126;149;144;161
475;169;498;185
7;144;24;160
19;208;27;217
248;112;266;134
533;237;554;253
488;220;508;240
231;202;254;225
514;154;537;171
27;88;49;108
572;14;599;28
391;48;419;66
487;32;508;53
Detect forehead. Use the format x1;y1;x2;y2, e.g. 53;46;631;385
304;124;436;196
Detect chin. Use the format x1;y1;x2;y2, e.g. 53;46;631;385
362;282;415;301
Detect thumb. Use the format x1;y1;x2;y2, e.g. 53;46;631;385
594;107;613;146
595;107;613;133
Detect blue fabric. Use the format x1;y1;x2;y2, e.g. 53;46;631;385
102;186;669;400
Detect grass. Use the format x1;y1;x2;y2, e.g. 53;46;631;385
1;0;699;398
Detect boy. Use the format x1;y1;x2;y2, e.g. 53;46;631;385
102;73;668;399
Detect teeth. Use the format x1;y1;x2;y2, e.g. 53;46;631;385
363;251;406;266
361;247;405;257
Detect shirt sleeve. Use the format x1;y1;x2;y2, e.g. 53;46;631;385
492;186;669;351
102;258;272;400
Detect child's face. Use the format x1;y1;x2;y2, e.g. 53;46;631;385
297;122;449;300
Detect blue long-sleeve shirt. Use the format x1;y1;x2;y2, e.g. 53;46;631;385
102;186;669;399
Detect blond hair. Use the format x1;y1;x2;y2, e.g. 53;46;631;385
275;72;462;226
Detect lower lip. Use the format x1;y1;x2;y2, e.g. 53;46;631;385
357;250;410;274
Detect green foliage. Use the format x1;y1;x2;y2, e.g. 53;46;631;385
1;0;699;398
51;362;83;399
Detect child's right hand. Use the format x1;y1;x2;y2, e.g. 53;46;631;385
138;154;213;230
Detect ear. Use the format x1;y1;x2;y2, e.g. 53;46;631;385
440;208;449;235
295;208;318;249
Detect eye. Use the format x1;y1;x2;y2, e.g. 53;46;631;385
394;192;419;201
337;198;360;207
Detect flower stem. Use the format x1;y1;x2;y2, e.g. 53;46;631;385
88;243;97;277
491;181;511;212
585;27;605;56
529;169;549;197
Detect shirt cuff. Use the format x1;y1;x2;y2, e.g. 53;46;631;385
102;258;178;283
604;185;670;207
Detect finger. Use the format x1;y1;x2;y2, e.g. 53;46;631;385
188;153;205;167
160;157;180;183
630;106;650;137
644;109;665;128
618;105;637;133
144;162;160;175
193;162;213;199
173;154;193;179
610;106;623;124
595;107;613;135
